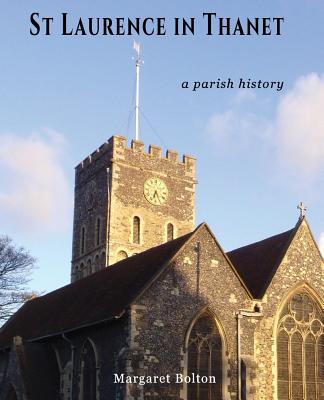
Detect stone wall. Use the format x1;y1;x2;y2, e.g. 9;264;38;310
252;220;324;400
71;141;113;281
123;224;254;400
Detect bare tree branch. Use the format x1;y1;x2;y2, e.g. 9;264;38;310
0;235;36;323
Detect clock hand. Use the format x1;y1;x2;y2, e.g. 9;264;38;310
153;190;161;202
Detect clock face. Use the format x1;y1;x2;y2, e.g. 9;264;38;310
144;177;168;205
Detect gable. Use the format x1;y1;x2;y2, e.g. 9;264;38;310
125;223;253;367
264;218;324;300
133;223;252;308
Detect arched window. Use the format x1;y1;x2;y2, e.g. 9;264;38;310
277;291;324;400
80;340;97;400
133;216;140;244
79;263;84;279
187;312;222;400
96;218;101;246
81;226;86;254
167;223;174;241
100;252;106;267
87;259;92;275
94;254;100;272
117;250;128;262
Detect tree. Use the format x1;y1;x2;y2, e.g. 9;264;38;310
0;235;36;323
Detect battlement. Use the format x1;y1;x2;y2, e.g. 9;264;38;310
75;140;112;171
75;135;196;173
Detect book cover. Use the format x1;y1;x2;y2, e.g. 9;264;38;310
0;1;323;399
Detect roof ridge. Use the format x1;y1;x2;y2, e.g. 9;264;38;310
227;224;298;299
227;227;295;255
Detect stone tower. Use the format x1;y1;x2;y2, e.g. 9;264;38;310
71;135;196;282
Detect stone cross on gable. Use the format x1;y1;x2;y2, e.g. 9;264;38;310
297;202;307;219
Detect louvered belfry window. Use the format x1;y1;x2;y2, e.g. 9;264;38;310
81;226;86;254
96;217;101;246
277;292;324;400
187;313;222;400
167;223;174;242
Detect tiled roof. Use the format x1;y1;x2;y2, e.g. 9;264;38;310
0;221;300;349
227;227;296;299
0;231;193;349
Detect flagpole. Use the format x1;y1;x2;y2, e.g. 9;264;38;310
133;41;142;141
135;56;140;141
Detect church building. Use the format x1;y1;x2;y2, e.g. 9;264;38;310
0;135;323;400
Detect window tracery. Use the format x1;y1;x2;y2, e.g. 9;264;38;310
277;292;324;400
187;312;222;400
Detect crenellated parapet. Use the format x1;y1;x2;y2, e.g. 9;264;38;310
76;135;195;177
110;136;196;180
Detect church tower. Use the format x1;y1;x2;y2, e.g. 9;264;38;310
71;135;196;282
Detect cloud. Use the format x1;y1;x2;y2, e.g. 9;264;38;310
319;233;324;257
206;73;324;181
0;129;72;232
276;73;324;177
233;89;257;104
206;110;271;150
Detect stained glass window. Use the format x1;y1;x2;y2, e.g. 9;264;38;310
187;313;222;400
277;292;324;400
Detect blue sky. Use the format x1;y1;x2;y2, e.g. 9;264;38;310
0;0;323;294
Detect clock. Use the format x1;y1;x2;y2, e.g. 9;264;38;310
144;177;168;205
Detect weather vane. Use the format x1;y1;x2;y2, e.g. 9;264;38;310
133;41;144;141
297;201;307;219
